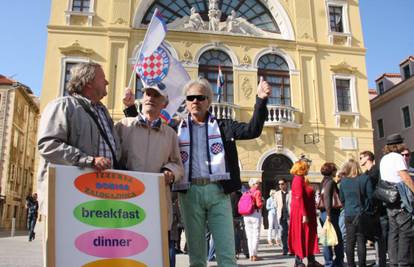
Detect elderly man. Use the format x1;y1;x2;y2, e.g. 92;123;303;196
173;78;271;266
117;86;184;267
123;77;271;266
37;62;121;213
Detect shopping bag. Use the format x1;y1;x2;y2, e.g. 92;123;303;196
321;220;338;247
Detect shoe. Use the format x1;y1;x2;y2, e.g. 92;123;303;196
294;263;305;267
251;255;261;261
32;233;35;241
307;261;323;267
282;252;287;255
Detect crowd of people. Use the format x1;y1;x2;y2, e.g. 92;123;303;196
32;62;414;267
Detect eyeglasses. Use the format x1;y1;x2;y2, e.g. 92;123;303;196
186;95;207;101
401;153;410;158
278;183;285;186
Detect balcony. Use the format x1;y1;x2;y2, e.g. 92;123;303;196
209;102;238;120
265;105;301;128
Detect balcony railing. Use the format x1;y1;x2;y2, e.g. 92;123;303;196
265;105;301;128
209;102;238;120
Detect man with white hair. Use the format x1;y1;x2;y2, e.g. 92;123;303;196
116;85;184;267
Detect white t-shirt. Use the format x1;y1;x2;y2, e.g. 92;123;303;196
380;152;407;183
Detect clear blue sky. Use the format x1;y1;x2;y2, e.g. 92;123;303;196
0;0;412;96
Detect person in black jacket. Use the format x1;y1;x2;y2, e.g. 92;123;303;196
359;151;387;267
26;193;39;242
123;77;270;266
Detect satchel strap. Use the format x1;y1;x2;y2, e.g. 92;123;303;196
74;96;120;169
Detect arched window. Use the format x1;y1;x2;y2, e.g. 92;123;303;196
142;0;280;33
198;50;233;103
258;54;290;106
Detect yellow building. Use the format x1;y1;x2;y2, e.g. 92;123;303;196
40;0;373;194
0;75;39;229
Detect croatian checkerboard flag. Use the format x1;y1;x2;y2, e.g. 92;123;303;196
216;65;224;103
135;9;190;122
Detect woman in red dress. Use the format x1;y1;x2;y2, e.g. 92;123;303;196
288;160;322;267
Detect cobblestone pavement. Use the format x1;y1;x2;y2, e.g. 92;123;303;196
0;221;378;267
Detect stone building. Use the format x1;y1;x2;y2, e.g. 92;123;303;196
40;0;373;198
0;75;39;229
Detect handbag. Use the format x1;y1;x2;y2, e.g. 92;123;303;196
373;179;399;204
317;181;343;210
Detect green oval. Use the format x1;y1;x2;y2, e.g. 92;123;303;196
73;200;146;228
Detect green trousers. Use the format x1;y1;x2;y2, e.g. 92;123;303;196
179;184;237;267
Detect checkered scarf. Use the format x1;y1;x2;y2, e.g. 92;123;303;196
172;114;230;191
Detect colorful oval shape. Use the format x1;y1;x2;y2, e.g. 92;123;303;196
75;229;148;258
74;171;145;199
73;200;146;228
82;258;147;267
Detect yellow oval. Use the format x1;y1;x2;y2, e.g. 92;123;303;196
82;258;147;267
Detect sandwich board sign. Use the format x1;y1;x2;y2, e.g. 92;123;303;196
46;165;169;267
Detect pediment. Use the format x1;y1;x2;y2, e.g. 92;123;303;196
59;41;94;56
330;61;358;74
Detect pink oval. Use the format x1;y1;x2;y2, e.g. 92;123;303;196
75;229;148;258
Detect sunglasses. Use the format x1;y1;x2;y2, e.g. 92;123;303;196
186;95;207;101
401;153;410;157
278;183;285;186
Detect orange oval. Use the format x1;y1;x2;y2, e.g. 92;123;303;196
82;258;147;267
74;171;145;199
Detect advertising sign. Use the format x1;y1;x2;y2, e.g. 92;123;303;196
46;165;169;267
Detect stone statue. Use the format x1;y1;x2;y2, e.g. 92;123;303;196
226;10;246;33
184;7;205;30
208;0;221;31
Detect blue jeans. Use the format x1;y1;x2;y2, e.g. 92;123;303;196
320;211;344;267
280;217;289;254
169;232;176;267
27;214;37;241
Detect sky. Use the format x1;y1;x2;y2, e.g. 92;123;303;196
0;0;412;96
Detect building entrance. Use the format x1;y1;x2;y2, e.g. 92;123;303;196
261;153;293;229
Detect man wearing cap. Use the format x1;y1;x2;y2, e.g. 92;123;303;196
115;85;184;267
379;133;414;267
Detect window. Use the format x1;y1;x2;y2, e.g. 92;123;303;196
403;65;411;80
335;79;351;112
63;62;78;96
329;6;343;32
378;81;384;94
257;54;290;106
72;0;90;12
142;0;280;33
402;106;411;128
198;50;233;103
377;119;384;138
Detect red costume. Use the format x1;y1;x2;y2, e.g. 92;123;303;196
288;175;320;258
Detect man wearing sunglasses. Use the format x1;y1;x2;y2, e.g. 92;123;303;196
172;77;271;266
359;151;387;267
275;178;291;255
123;77;271;266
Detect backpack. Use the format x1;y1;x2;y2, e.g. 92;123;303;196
238;191;256;216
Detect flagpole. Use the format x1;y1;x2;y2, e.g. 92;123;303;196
127;8;161;89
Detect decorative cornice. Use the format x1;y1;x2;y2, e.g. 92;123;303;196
59;40;94;56
330;61;358;74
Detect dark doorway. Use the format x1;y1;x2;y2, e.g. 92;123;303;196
261;153;293;229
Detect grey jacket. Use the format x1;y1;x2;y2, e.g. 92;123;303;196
37;95;121;213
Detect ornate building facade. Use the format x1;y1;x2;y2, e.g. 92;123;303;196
0;75;39;229
40;0;373;196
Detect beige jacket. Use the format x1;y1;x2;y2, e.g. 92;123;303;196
115;117;184;229
275;190;291;223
